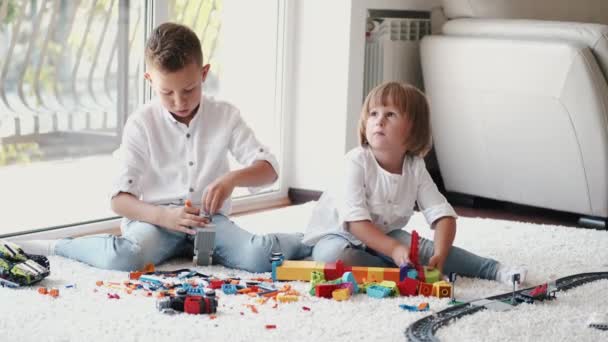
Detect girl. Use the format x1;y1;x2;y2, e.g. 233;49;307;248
302;81;527;285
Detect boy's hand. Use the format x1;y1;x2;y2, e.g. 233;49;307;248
202;174;236;215
162;204;210;235
428;253;447;272
391;244;411;267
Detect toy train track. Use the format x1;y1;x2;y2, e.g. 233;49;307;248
405;272;608;342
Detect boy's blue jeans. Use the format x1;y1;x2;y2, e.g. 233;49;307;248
312;229;499;280
55;214;312;272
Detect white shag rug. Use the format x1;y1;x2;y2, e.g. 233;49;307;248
2;202;608;342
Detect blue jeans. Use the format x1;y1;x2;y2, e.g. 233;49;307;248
55;214;312;272
312;230;499;280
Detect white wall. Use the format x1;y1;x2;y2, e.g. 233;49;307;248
287;0;441;191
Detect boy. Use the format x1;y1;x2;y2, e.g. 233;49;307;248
19;23;311;272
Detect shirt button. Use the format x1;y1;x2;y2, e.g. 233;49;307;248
383;221;388;225
189;188;194;192
259;148;264;152
186;133;191;138
189;161;194;166
179;199;184;204
388;200;392;204
128;179;133;184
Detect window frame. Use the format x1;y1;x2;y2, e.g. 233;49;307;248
7;0;295;239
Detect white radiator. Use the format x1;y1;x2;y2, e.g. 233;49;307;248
364;18;431;97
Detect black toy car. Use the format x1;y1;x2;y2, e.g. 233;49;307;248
0;240;50;288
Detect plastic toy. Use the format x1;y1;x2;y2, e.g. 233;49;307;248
157;288;218;315
272;258;400;283
184;200;216;266
0;240;50;288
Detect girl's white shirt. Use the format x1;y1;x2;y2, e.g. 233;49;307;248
110;95;278;215
303;146;457;246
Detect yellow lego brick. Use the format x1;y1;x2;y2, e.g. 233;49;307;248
332;288;351;301
275;260;325;281
367;267;385;282
276;293;299;303
431;281;452;298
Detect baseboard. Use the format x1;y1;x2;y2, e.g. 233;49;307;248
288;188;322;204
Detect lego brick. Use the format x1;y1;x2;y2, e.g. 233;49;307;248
367;267;385;282
193;228;216;266
351;267;369;283
384;268;400;282
332;288;351;301
397;278;419;296
431;281;452;298
423;267;442;284
418;282;433;297
275;260;325;281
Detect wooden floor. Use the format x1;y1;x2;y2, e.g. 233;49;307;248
449;195;598;229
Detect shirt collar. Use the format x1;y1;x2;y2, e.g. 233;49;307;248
161;97;205;127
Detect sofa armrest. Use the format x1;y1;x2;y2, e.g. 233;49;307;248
443;18;608;75
421;35;608;216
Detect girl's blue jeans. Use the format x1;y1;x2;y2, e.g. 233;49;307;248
55;214;312;272
312;229;499;280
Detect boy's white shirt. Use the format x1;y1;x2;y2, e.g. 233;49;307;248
303;146;457;246
111;95;279;215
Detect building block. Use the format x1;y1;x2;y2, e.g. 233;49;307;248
332;288;351;301
315;283;341;298
193;227;216;266
431;281;452;298
398;278;419;296
407;269;418;279
418;282;433;297
276;293;299;303
367;267;385;282
275;260;325;281
341;272;359;293
423;267;442;284
383;268;401;282
367;285;392;298
324;260;346;281
350;266;369;283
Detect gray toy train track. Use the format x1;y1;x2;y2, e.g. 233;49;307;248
405;272;608;342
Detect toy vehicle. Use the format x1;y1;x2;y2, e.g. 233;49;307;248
156;288;218;315
0;240;50;288
515;282;557;304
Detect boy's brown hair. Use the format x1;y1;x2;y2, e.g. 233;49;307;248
358;82;432;157
145;22;203;72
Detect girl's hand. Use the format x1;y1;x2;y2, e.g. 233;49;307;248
391;244;411;267
427;253;447;273
202;174;236;215
161;202;209;235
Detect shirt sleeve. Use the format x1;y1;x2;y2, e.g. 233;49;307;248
338;153;372;224
228;108;279;194
110;118;149;199
415;158;458;227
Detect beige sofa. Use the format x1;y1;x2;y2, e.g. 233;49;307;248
422;0;608;222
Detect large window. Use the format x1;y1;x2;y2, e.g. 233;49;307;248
0;0;287;237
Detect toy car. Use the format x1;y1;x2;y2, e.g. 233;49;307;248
157;288;218;315
0;240;50;288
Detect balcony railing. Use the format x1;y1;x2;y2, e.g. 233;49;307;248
0;0;220;166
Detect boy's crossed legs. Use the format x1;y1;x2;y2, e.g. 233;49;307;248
51;214;311;272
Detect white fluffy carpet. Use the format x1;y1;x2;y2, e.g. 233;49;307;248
2;202;608;342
